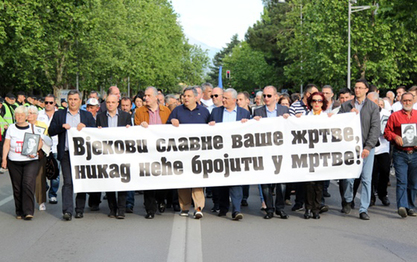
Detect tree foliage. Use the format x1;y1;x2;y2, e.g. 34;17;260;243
214;0;417;93
0;0;209;96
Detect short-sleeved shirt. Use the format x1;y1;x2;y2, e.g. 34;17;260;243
6;124;42;161
167;104;210;124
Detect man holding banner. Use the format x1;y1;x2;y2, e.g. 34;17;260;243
208;88;250;220
135;86;171;219
167;86;210;219
96;94;131;219
253;86;290;220
339;79;380;220
48;90;96;221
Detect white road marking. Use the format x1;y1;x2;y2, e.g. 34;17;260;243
167;214;203;262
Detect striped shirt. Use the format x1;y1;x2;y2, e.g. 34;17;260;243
289;100;309;116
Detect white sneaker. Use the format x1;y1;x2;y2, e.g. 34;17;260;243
39;203;46;211
0;168;7;174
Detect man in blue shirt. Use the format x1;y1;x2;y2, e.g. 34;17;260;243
167;86;210;219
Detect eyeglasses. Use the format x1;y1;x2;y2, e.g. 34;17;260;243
312;99;323;103
263;94;273;98
211;94;221;98
45;101;54;105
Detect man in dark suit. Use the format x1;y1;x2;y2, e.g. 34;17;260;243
96;94;131;219
209;88;251;220
253;85;290;219
48;90;96;221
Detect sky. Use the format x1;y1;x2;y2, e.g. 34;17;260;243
170;0;265;50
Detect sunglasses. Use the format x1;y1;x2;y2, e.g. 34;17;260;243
263;94;273;98
211;94;221;98
45;101;54;105
312;99;323;103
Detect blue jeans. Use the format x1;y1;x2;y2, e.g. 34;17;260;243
342;148;375;214
393;148;417;210
126;191;135;208
229;186;243;213
47;153;60;198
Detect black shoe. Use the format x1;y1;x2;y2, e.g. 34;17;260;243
126;206;133;213
264;212;274;219
63;213;72;221
292;204;304;211
90;205;100;211
275;210;289;219
211;205;219;213
342;202;352;215
75;212;83;219
304;210;311;219
145;212;154;219
312;212;320;219
359;212;370;220
108;212;116;218
232;212;243;220
319;205;329;214
241;200;248;206
158;202;166;213
323;192;331;198
173;204;181;212
116;214;125;219
380;196;390;206
370;197;375;207
218;211;227;217
407;209;417;217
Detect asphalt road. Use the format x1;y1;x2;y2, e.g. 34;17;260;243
0;170;416;262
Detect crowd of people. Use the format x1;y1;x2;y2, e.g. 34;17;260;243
1;81;416;222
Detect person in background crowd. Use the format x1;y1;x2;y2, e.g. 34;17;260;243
2;106;43;220
60;99;68;109
195;86;203;105
367;92;391;207
48;90;96;221
99;86;121;113
322;85;335;113
135;86;172;219
339;79;380;220
15;91;29;107
209;88;250;220
157;93;165;105
392;86;407;112
237;91;252;115
278;95;292;108
121;97;134;125
96;95;131;219
133;92;144;110
81;91;100;111
254;91;264;108
85;98;100;120
167;86;210;219
386;91;395;106
207;87;223;113
384;92;417;218
165;94;178;112
200;83;213;108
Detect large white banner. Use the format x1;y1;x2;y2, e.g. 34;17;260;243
68;113;363;193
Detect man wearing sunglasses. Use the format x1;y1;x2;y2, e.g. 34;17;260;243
253;86;290;220
37;94;60;205
207;87;224;113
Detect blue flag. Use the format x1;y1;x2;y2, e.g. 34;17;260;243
218;66;223;88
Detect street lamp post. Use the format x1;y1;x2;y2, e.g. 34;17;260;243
347;0;377;89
